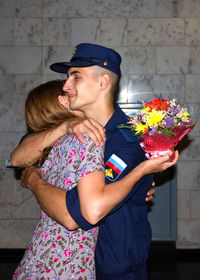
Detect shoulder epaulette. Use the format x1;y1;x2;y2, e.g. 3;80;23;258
117;127;141;143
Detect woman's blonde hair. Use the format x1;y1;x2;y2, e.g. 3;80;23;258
25;80;74;132
25;80;75;165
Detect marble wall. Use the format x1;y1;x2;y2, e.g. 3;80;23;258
0;0;199;249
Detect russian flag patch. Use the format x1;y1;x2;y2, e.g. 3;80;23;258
105;153;127;181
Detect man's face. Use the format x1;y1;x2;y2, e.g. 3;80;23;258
63;67;100;112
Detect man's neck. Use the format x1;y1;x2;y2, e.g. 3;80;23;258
83;102;115;127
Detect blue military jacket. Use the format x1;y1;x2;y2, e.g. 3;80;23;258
66;104;154;279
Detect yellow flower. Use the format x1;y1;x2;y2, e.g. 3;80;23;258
181;117;190;123
135;123;148;134
146;109;165;128
140;107;150;114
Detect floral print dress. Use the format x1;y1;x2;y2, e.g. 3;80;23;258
13;134;104;280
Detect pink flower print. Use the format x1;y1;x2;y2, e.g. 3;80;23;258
81;171;91;177
49;181;52;185
57;235;62;240
54;258;59;262
45;269;51;273
93;227;98;235
82;156;85;160
86;257;90;262
14;271;18;277
69;149;76;158
80;147;86;157
51;157;55;164
92;246;95;252
54;138;61;147
56;152;59;157
43;232;48;239
34;231;39;237
79;244;84;249
52;243;56;248
72;135;77;140
82;236;86;241
81;269;86;273
68;158;73;164
71;269;75;273
64;249;72;257
45;169;48;174
63;178;72;186
30;247;33;252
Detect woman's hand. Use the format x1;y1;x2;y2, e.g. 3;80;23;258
66;117;106;146
145;182;156;202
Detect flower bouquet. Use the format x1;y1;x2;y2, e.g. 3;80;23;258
120;98;196;160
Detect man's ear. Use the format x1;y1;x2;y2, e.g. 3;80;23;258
99;74;110;90
58;95;69;109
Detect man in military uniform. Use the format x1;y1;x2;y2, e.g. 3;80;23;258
11;43;178;279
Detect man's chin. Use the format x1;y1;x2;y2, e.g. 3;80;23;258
71;110;84;117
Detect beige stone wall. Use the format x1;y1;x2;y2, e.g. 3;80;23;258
0;0;199;248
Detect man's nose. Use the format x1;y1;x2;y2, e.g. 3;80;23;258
63;79;71;92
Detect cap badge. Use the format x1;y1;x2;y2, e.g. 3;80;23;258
72;47;77;57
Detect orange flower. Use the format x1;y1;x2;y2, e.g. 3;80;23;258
145;98;169;111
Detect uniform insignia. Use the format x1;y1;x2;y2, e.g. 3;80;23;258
105;168;114;179
72;47;77;57
105;154;127;181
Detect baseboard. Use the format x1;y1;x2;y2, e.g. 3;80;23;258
149;241;200;262
0;242;199;263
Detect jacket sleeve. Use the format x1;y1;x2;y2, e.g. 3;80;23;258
66;140;154;230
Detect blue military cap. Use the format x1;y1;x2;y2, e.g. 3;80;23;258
50;43;121;77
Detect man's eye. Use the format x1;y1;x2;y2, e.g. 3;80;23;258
74;76;79;80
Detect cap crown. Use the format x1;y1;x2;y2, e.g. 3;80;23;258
50;43;121;77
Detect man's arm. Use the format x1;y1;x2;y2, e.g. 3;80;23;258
76;150;179;224
11;117;106;167
11;123;67;167
20;167;78;230
20;151;178;229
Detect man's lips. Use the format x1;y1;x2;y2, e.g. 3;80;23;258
67;94;76;100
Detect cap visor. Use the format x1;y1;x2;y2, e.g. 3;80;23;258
50;61;95;74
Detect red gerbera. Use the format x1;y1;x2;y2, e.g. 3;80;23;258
145;98;170;111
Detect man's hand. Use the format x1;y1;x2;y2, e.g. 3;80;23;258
141;150;179;176
20;166;41;190
66;117;106;146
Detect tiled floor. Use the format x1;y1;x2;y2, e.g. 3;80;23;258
1;244;200;280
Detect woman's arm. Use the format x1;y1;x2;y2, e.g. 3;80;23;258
77;151;179;225
11;118;106;167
